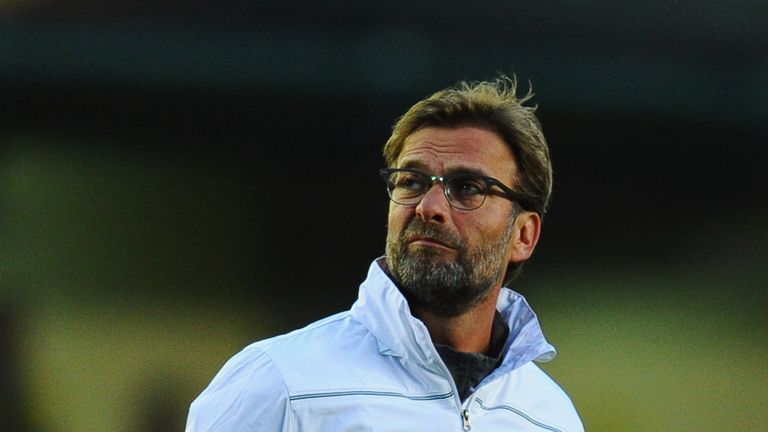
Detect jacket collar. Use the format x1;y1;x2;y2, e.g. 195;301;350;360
351;258;557;374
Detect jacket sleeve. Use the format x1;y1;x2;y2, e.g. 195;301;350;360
186;346;293;432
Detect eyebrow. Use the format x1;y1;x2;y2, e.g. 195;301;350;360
397;160;491;178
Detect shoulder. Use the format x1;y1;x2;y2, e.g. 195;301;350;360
516;362;574;397
520;362;583;431
187;312;381;430
257;311;368;356
255;311;399;392
186;344;292;431
484;362;584;432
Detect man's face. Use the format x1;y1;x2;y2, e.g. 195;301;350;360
385;126;520;317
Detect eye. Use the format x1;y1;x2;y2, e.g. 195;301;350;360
393;171;428;193
448;176;485;198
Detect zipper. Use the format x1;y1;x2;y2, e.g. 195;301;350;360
414;321;467;431
413;319;486;432
461;394;477;431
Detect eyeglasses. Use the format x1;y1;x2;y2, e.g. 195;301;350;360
379;168;527;210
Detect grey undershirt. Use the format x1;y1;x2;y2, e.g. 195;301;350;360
434;310;510;401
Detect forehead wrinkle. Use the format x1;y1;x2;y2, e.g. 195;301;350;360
397;126;518;184
397;141;465;162
399;161;492;179
397;140;486;169
397;143;499;178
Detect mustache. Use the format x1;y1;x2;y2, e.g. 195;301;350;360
402;220;463;250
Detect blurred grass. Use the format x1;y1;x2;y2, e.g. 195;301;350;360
534;270;768;431
0;139;261;303
0;139;272;431
19;300;258;432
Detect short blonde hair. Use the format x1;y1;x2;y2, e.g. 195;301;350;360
383;75;552;217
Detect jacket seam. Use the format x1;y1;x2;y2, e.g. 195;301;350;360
474;397;564;432
245;347;295;432
289;389;453;402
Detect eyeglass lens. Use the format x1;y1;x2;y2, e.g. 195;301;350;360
386;170;487;210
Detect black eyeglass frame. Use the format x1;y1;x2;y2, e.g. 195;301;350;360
379;167;529;211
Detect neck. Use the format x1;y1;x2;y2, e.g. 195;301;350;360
414;289;500;354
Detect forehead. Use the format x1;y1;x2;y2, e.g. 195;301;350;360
396;126;517;180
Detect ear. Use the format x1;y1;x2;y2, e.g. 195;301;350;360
508;211;542;263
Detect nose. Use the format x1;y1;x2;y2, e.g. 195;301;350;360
415;182;450;224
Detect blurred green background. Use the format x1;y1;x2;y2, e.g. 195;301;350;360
1;2;766;431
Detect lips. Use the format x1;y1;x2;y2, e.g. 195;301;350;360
407;236;456;250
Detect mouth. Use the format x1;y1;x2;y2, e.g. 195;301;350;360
407;236;456;251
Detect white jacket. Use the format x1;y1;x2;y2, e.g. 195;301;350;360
187;259;584;431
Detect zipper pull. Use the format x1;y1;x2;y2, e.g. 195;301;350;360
462;409;472;431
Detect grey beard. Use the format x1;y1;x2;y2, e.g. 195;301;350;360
385;219;514;318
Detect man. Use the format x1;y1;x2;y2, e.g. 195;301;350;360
186;76;584;431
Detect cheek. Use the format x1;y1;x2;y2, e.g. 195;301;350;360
460;211;515;247
387;205;414;239
386;206;402;235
